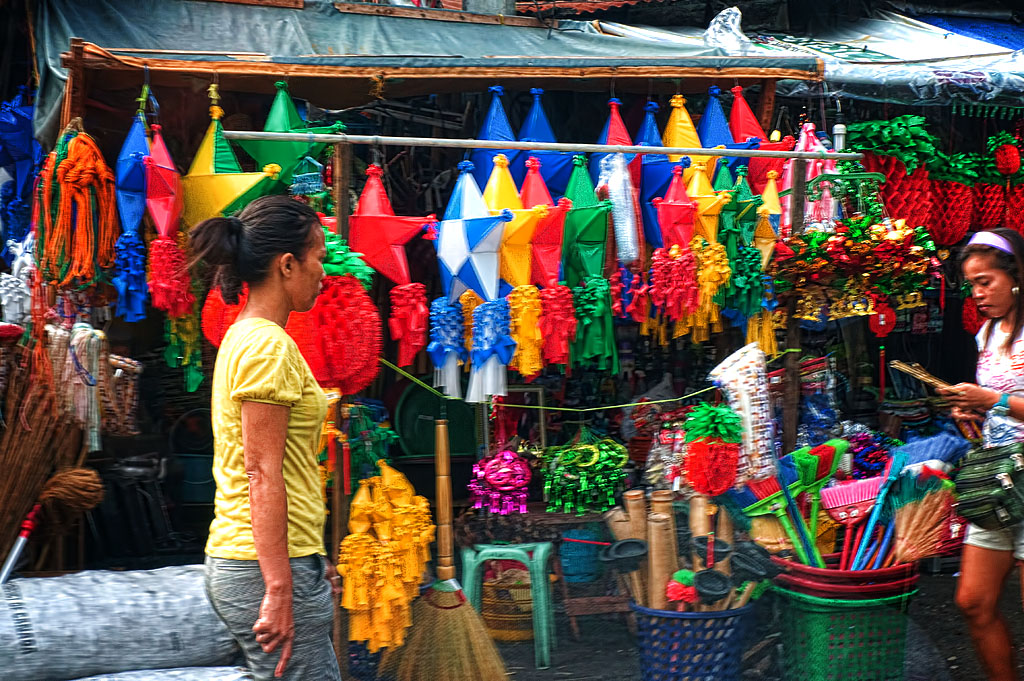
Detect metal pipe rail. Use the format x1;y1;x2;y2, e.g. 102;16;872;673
221;130;864;161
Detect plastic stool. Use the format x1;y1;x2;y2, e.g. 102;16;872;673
461;542;555;669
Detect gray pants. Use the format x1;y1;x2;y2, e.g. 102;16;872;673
205;554;342;681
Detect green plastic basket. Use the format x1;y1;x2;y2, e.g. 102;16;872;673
776;586;916;681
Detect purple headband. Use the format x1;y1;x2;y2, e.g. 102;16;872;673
968;231;1015;255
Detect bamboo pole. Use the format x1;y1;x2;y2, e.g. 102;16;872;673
650;490;678;573
646;513;673;611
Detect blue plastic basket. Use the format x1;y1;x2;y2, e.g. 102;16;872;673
631;602;753;681
560;529;602;583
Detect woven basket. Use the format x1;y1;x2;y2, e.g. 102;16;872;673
481;568;534;641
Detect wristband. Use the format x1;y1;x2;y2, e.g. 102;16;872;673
993;393;1012;417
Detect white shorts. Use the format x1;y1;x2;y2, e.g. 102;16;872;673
965;522;1024;560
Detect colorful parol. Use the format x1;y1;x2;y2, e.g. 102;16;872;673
682;402;743;496
466;299;516;403
543;426;628;515
572;276;618;374
708;343;775;484
427;297;466;399
146;123;194;318
112;113;149;321
538;284;576;368
35;122;119;288
338;462;435;653
507;284;543;381
468;449;532;515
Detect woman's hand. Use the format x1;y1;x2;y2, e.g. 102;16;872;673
950;406;985;423
253;589;294;677
939;383;1001;413
326;559;341;597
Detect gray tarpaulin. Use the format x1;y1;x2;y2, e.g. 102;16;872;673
33;0;822;144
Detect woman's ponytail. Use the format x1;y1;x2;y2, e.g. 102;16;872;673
190;216;245;304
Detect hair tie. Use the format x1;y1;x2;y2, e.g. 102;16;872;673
226;216;245;237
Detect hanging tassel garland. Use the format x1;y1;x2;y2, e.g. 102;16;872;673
507;285;543;381
539;284;576;367
389;282;429;368
427;297;466;399
466;299;516;403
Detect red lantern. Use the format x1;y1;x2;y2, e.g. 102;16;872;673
870;302;896;402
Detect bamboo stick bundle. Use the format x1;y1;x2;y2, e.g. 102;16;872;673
623;490;648;600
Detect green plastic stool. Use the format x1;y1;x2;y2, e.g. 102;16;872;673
461;541;556;669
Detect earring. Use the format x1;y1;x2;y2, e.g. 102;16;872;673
1015;286;1020;296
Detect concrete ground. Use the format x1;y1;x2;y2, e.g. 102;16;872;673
494;571;1024;681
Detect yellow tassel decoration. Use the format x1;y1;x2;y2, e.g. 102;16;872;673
507;285;543;380
746;309;778;356
459;290;484;370
686;235;731;342
337;463;435;652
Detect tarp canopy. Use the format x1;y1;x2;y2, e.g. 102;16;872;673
34;0;822;144
596;8;1024;107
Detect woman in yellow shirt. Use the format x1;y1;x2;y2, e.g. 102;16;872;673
190;196;340;680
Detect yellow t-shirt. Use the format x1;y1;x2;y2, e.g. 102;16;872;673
205;317;328;559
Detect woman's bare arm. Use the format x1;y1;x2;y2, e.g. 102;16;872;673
242;400;294;677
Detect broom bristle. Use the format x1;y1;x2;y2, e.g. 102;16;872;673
39;468;104;511
891;487;955;563
808;444;837;479
379;583;507;681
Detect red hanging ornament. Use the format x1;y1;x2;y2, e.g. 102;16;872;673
685;439;740;497
870;301;896;403
1006;184;1024;235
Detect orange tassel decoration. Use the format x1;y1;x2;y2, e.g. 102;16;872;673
39;121;118;288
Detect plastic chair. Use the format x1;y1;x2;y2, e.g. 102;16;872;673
460;541;555;669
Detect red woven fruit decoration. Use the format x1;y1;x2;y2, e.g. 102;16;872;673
962;297;984;335
927;152;978;246
1006;184;1024;234
201;276;381;393
861;153;933;228
973;183;1007;229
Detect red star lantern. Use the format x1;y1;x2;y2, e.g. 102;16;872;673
521;157;571;288
348;165;435;285
652;165;697;249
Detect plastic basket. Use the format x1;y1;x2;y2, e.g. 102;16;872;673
631;602;752;681
481;577;534;641
773;554;916;585
560;529;602;583
776;587;916;681
775;572;920;600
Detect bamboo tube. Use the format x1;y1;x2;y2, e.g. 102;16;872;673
716;509;734;577
689;495;712;569
624;489;648;543
647;513;673;610
651;490;678;574
604;507;647;606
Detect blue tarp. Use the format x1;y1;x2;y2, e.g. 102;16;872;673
917;16;1024;52
34;0;821;145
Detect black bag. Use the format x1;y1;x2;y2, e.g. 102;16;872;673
955;442;1024;530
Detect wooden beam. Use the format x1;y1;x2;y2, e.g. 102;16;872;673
757;78;776;134
198;0;303;7
61;38;86;129
333;2;554;28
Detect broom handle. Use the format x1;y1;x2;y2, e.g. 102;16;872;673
435;419;455;582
